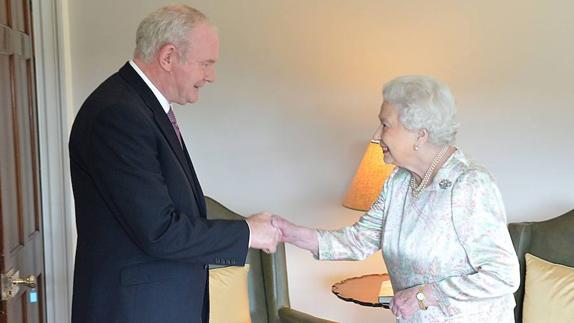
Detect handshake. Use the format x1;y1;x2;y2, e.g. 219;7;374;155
245;213;319;255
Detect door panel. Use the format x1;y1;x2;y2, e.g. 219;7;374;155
1;1;6;26
0;55;21;254
25;57;41;236
14;55;38;239
9;0;22;32
1;0;44;322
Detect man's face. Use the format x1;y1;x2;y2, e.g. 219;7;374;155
170;23;219;105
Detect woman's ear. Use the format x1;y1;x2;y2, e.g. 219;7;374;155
417;128;429;144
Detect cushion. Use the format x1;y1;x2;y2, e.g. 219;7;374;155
209;264;252;323
523;253;574;323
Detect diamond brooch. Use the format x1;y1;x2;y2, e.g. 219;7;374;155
439;179;452;189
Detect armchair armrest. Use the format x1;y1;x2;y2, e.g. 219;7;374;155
278;307;337;323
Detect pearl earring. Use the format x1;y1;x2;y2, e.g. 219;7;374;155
413;144;419;151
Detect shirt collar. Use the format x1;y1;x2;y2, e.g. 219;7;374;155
129;60;171;114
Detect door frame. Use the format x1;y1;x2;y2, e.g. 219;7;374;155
31;0;75;322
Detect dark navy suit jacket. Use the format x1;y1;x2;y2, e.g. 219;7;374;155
69;63;250;323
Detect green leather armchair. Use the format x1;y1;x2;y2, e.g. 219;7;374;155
508;208;574;323
205;197;337;323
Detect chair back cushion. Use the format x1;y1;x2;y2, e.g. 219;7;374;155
205;197;291;323
209;265;252;323
508;208;574;323
522;253;574;323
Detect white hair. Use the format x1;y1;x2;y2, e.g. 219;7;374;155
134;5;209;63
383;75;459;145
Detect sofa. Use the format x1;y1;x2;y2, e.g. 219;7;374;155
508;208;574;323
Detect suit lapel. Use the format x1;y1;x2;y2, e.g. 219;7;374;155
118;63;204;210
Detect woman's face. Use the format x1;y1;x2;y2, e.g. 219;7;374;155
374;101;418;167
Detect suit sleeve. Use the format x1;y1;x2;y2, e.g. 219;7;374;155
88;104;249;265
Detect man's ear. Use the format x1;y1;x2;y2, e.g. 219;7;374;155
157;43;177;72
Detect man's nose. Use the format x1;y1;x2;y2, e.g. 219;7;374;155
205;66;216;83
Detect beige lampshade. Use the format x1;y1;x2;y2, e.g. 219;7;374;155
342;141;395;211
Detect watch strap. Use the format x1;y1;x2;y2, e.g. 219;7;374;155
417;286;428;310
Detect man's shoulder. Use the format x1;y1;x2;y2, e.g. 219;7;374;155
79;70;146;117
71;66;151;139
87;71;134;103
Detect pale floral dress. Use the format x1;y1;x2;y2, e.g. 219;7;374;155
317;150;520;322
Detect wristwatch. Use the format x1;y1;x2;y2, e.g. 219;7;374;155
416;286;428;310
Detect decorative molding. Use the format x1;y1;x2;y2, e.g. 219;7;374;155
0;25;13;55
31;0;75;322
12;31;26;57
20;32;32;59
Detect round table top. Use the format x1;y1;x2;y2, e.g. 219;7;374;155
331;273;390;308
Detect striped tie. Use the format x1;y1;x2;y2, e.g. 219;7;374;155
167;107;182;147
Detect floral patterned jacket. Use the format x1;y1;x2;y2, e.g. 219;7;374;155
317;150;520;322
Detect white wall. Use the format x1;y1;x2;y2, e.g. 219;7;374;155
66;1;574;322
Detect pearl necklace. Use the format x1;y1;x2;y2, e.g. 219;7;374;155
410;146;450;198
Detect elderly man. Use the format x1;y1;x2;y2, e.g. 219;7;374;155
69;5;279;323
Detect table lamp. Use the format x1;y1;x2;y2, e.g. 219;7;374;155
342;140;395;211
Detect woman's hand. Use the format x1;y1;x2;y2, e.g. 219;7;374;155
271;215;319;255
389;284;437;320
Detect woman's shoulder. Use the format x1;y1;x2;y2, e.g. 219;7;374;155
385;166;411;187
449;150;497;187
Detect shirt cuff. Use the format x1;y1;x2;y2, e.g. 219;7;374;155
245;220;252;248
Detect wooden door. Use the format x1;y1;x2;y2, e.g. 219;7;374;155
0;0;45;322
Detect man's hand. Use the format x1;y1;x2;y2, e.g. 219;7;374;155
245;212;281;253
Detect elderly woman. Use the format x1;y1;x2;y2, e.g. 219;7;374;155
272;75;520;322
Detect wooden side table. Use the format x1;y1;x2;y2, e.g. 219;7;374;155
331;273;391;309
